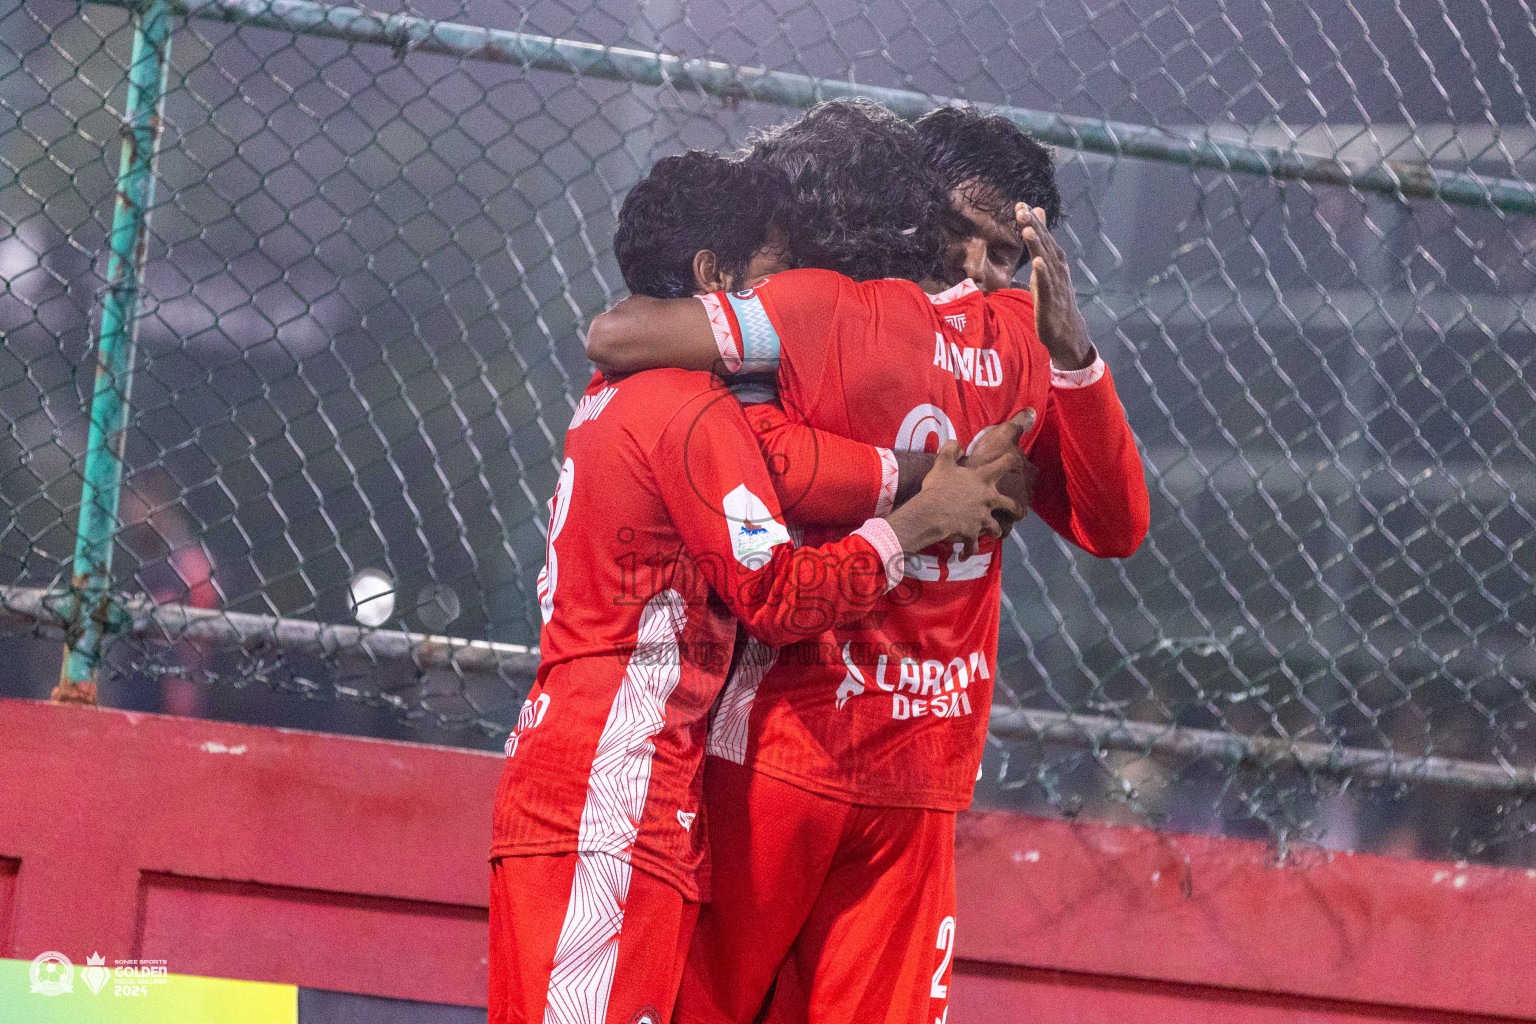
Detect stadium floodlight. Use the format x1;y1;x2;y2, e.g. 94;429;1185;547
349;570;396;628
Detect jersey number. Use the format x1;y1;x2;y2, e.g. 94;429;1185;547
896;407;992;581
930;915;955;1001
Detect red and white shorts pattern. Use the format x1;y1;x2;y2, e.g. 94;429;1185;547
490;851;699;1024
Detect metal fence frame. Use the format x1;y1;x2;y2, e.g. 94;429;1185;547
13;0;1535;795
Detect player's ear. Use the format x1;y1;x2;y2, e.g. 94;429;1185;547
693;249;730;293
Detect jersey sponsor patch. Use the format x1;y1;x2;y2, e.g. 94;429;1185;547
835;641;865;709
721;484;790;568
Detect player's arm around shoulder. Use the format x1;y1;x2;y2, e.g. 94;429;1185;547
585;268;847;377
585;295;725;375
646;381;1026;647
645;380;878;646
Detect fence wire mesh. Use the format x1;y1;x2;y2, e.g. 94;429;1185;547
2;0;1534;863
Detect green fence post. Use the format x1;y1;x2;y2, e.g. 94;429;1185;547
54;0;174;704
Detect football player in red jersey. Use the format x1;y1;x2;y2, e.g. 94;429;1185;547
487;150;1029;1024
919;105;1063;297
611;151;958;527
586;101;1150;1024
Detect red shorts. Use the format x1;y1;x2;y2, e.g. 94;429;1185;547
489;852;700;1024
675;758;957;1024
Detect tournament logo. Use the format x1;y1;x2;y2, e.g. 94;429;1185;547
629;1008;661;1024
82;952;111;995
29;951;73;996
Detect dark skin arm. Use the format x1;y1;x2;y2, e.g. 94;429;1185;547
864;407;1040;525
888;440;1024;554
754;414;1036;530
893;451;934;508
586;295;723;375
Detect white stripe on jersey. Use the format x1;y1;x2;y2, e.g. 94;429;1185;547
706;636;778;764
574;589;687;857
543;592;688;1021
543;851;631;1024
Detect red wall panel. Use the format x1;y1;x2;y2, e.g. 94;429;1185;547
0;857;17;957
135;872;488;1003
0;698;498;1006
949;962;1524;1024
954;811;1536;1019
1;698;1532;1020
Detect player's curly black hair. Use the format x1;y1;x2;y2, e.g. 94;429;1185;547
916;106;1061;228
614;150;790;299
745;99;948;283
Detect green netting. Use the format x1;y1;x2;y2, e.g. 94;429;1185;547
2;0;1534;863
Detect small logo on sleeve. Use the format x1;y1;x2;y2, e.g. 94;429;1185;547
722;485;790;568
677;810;696;830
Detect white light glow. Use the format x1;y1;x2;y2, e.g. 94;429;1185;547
350;568;395;627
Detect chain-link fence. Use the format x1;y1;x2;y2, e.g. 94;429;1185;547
3;0;1533;864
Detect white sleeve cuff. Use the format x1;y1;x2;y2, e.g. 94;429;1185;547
1050;347;1106;388
873;448;899;516
852;517;905;593
697;293;742;373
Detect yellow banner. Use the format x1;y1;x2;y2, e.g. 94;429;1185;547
0;956;297;1023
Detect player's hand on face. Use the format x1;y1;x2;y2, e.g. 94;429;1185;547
1019;204;1094;371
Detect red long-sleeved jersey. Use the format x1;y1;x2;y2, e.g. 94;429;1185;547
490;368;903;899
738;317;1147;555
699;271;1149;810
